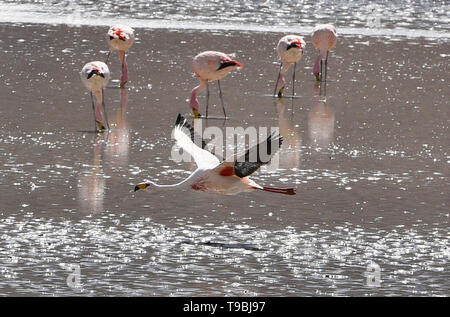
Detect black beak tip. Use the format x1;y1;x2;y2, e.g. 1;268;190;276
109;36;114;40
134;186;140;192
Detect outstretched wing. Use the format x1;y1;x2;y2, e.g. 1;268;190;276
212;132;283;178
173;114;220;169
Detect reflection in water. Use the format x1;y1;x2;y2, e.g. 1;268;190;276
105;88;130;168
308;82;334;151
77;134;106;214
77;88;130;213
275;99;301;169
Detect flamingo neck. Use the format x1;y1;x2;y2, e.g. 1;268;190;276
150;178;191;190
119;51;128;83
190;80;207;110
94;90;103;122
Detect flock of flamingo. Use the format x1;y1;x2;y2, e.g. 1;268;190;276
79;24;337;196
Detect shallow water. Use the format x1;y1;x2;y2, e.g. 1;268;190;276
0;3;449;296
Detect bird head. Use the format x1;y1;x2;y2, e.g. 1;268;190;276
134;181;153;192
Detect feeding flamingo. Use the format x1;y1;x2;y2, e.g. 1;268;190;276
80;61;110;132
311;24;337;82
190;51;242;119
273;35;306;98
105;25;135;87
134;114;295;195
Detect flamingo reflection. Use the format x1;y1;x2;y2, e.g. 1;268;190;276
77;134;106;214
308;82;335;151
275;99;301;169
105;88;130;168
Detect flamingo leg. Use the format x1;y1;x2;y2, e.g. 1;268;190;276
206;81;210;118
90;92;98;132
273;63;282;97
217;80;227;119
292;62;296;97
105;51;111;64
119;51;128;87
325;51;329;83
101;89;110;130
320;59;323;82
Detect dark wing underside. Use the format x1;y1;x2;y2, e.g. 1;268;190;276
233;132;283;178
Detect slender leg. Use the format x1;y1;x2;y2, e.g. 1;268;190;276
325;51;329;83
206;81;210;119
91;92;97;132
292;62;296;97
105;51;111;64
101;89;110;130
217;80;227;119
320;60;323;82
273;63;282;97
119;51;128;87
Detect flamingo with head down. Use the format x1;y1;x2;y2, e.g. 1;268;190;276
311;24;337;82
190;51;242;119
80;61;110;132
274;35;306;98
106;25;135;87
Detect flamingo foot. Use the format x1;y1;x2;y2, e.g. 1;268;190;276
278;86;285;98
96;120;106;132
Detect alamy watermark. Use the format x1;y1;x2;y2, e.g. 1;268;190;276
365;261;381;287
60;263;81;290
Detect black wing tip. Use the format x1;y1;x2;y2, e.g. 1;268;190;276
175;113;184;126
174;113;207;150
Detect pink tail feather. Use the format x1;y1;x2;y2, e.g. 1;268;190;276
260;186;296;195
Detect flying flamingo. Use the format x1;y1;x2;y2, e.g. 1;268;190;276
311;24;337;82
80;61;110;132
134;114;295;195
105;25;135;87
273;35;306;98
190;51;242;119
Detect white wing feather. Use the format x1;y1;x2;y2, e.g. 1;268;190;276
173;125;220;170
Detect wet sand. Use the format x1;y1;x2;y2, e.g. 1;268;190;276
0;23;448;296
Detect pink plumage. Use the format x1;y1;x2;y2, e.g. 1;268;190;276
190;51;242;118
311;24;337;81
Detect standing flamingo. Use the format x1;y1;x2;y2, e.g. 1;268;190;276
311;24;337;82
134;114;295;195
80;61;110;132
105;25;135;87
190;51;242;119
273;35;306;98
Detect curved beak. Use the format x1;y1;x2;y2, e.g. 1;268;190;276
134;182;149;192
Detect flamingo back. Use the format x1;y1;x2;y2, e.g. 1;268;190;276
107;25;135;52
192;51;241;81
80;61;110;92
277;35;306;64
311;24;337;57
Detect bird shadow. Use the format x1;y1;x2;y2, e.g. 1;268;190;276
180;240;268;252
